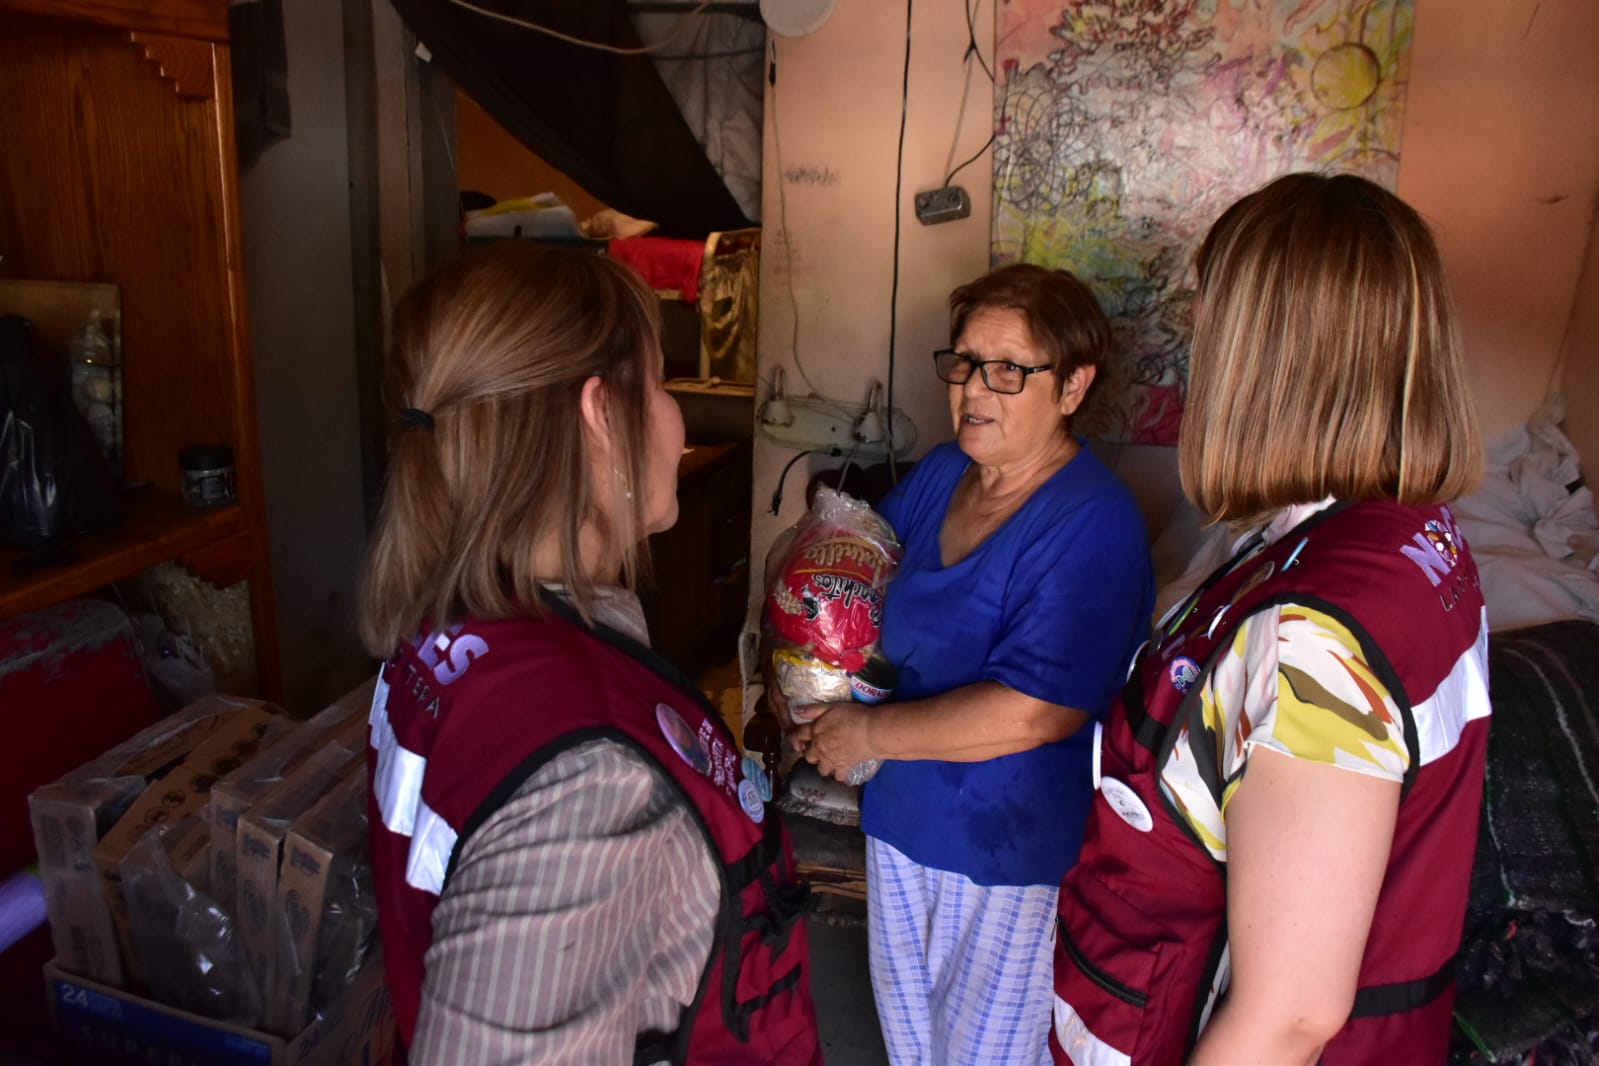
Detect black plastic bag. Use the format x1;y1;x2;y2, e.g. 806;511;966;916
0;314;120;548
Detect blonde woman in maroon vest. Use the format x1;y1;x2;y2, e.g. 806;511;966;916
1051;173;1490;1065
358;243;821;1065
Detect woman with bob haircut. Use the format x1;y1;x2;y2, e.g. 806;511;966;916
1050;172;1490;1066
359;242;821;1066
790;262;1153;1065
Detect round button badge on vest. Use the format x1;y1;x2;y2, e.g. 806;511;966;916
738;777;766;823
1100;777;1154;832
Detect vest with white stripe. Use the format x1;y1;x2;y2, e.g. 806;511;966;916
367;598;822;1065
1051;500;1490;1066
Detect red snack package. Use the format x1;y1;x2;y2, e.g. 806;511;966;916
765;488;901;674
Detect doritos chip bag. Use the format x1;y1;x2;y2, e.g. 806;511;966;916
766;487;901;675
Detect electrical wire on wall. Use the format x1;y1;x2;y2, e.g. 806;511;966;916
940;0;995;188
441;0;714;54
963;0;994;81
884;0;913;484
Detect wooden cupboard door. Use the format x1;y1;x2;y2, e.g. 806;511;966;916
0;23;247;495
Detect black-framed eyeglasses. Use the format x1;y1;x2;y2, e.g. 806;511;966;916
932;348;1053;395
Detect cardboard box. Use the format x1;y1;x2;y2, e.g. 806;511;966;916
28;696;275;985
46;949;396;1066
94;706;281;988
208;680;374;922
268;763;368;1036
235;730;368;1008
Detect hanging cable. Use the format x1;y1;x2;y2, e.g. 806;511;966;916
941;0;995;187
944;131;995;188
884;0;913;485
964;0;995;82
770;448;841;515
442;0;712;55
652;45;765;60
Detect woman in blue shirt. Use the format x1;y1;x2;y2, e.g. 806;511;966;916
790;264;1154;1065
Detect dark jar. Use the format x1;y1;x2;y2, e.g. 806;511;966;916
179;444;236;508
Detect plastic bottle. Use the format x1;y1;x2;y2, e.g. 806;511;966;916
743;697;785;799
66;310;117;468
840;652;898;786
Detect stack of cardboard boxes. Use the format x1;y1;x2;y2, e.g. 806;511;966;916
28;681;393;1065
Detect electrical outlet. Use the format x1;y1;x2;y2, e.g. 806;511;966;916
914;185;970;225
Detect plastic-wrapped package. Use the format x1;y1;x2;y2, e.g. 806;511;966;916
764;487;902;786
28;694;283;987
268;765;377;1037
306;840;378;1024
208;679;373;926
121;813;263;1024
0;314;120;548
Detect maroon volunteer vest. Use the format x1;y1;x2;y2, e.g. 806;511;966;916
367;596;822;1065
1052;501;1489;1065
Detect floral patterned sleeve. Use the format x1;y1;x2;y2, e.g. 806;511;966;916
1162;604;1410;863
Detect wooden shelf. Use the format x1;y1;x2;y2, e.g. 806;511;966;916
0;2;281;695
0;489;247;617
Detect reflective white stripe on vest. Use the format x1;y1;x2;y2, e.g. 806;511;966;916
368;672;458;897
1052;998;1131;1066
1411;607;1491;767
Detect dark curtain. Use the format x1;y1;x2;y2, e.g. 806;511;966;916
388;0;752;238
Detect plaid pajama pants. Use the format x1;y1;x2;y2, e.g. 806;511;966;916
866;837;1059;1066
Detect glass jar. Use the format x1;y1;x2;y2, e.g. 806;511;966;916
179;444;236;508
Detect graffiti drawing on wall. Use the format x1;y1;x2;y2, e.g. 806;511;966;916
993;0;1414;444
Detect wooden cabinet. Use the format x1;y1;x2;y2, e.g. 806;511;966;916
643;441;752;675
0;0;278;694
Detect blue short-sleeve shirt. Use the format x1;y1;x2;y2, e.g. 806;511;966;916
861;440;1154;886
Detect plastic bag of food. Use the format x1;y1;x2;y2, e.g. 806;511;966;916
122;813;263;1024
764;487;902;786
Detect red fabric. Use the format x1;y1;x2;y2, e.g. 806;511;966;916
0;600;159;875
1053;501;1488;1065
608;237;706;303
369;607;821;1064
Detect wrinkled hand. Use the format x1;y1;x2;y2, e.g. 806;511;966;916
788;702;875;783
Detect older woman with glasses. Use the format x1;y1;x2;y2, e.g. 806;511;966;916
790;263;1154;1065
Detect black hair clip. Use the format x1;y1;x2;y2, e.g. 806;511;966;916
400;407;436;433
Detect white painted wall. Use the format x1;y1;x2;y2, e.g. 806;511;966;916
239;0;375;713
751;0;996;606
1397;0;1599;442
1559;217;1599;471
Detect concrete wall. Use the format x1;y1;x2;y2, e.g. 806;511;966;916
1397;0;1599;443
1560;219;1599;470
751;0;1599;593
239;0;375;713
455;89;609;218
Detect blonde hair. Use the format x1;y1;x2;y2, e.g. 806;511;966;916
358;243;661;655
1180;172;1482;527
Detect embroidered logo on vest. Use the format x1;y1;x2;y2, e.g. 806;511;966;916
1401;515;1461;587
